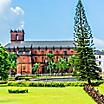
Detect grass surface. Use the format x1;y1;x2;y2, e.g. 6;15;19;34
97;83;104;94
0;87;96;104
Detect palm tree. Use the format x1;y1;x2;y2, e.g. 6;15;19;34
57;58;69;76
32;63;40;74
68;55;79;72
46;53;54;75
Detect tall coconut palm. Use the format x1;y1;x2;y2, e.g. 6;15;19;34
57;58;69;76
32;63;40;74
46;53;54;75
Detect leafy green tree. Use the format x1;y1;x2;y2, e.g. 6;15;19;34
46;53;54;59
47;61;56;73
32;63;40;74
57;58;69;76
0;45;11;80
74;0;101;84
8;52;17;75
68;55;79;72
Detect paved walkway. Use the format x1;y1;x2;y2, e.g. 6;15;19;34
29;77;77;82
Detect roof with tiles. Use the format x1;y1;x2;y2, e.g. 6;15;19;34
94;50;104;55
5;40;75;49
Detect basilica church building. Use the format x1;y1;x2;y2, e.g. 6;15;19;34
5;30;76;75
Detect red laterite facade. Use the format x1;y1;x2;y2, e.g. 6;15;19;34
5;30;76;75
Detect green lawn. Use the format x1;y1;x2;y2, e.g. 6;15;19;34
0;87;96;104
97;83;104;94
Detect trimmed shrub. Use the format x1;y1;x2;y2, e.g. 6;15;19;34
29;82;38;87
8;81;86;87
8;81;19;86
64;82;86;87
0;81;7;84
0;81;7;87
8;77;15;81
8;88;28;93
7;80;103;87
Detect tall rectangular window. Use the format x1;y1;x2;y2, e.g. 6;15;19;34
16;34;19;40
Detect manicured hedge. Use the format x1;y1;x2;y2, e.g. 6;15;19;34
8;88;28;93
8;81;30;87
0;81;7;84
0;81;8;87
0;84;8;87
8;81;87;87
8;80;103;87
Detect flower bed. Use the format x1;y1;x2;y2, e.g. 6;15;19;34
84;84;104;104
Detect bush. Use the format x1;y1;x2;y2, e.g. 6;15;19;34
8;81;19;86
0;81;7;84
8;81;30;87
0;84;8;87
64;82;86;87
8;88;28;93
7;80;103;87
8;81;87;87
8;77;15;81
29;82;38;87
0;81;8;87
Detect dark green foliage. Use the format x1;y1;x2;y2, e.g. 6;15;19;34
57;58;69;75
32;63;40;74
8;88;28;93
8;52;17;69
46;53;55;75
74;0;101;84
0;81;7;87
0;45;11;80
68;55;79;72
46;53;54;59
0;81;7;84
7;81;89;87
8;52;17;76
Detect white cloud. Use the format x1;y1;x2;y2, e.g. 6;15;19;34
0;0;24;45
10;6;24;15
0;0;11;13
93;38;104;49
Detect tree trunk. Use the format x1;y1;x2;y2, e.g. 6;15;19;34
88;78;91;85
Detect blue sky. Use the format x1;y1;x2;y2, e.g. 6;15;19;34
0;0;104;49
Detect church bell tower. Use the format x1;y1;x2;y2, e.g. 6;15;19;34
10;29;24;42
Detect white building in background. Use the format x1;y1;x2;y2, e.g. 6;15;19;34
95;50;104;72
